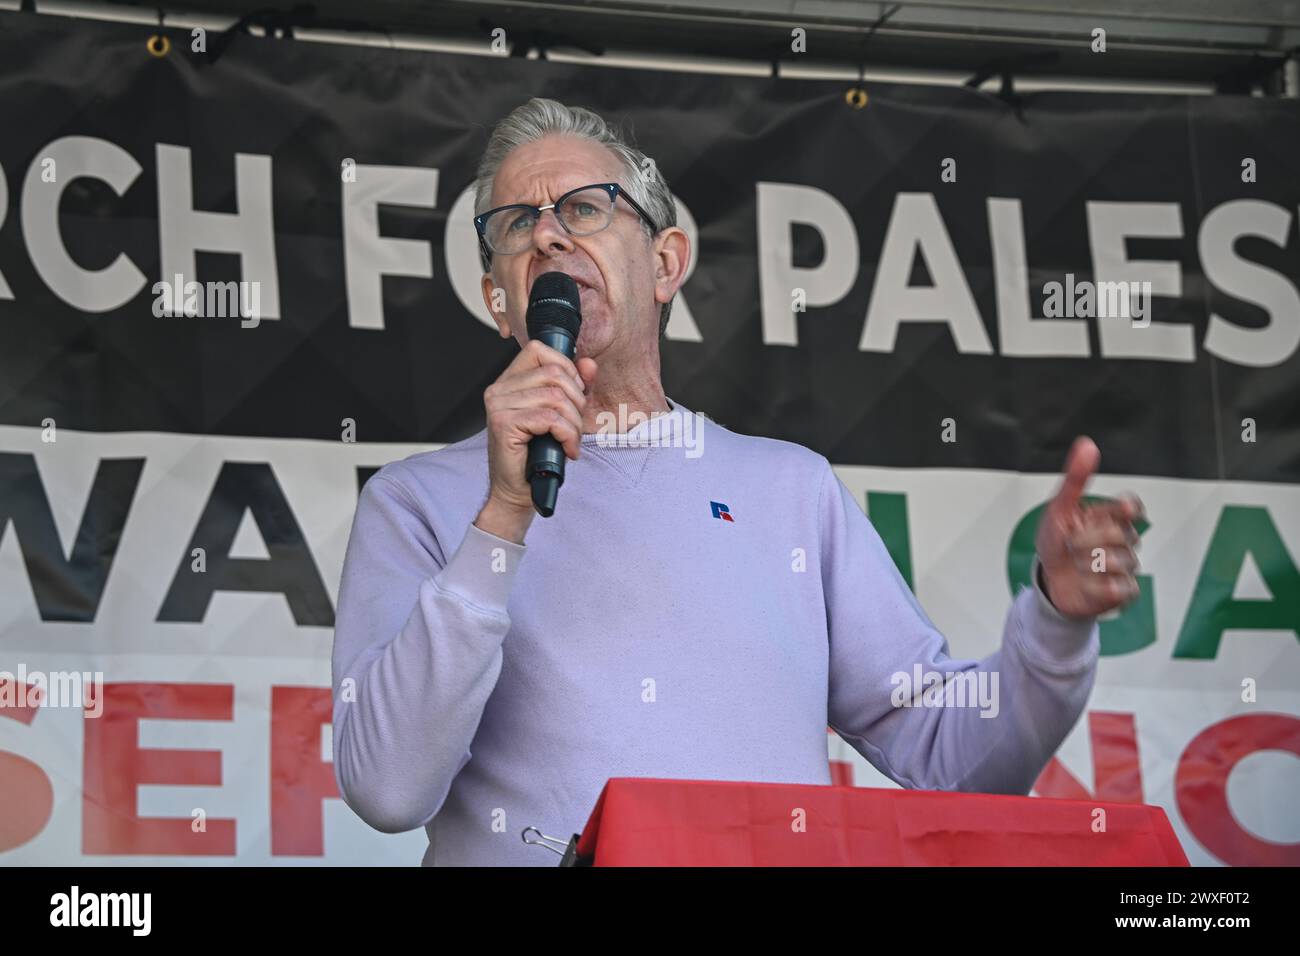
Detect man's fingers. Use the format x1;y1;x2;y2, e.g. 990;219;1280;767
1069;545;1140;575
512;337;584;390
490;363;588;410
1080;494;1146;535
1115;493;1145;523
1066;559;1140;604
1073;523;1137;553
514;406;582;460
1052;435;1100;515
1066;513;1141;573
1108;574;1141;604
501;384;583;432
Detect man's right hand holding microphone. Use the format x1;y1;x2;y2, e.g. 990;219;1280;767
474;338;598;544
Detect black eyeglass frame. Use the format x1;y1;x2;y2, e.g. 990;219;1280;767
474;181;660;265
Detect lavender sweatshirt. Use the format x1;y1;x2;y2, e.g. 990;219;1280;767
331;399;1100;866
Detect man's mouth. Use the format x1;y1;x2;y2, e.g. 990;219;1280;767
532;272;596;299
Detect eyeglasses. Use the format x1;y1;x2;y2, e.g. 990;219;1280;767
474;182;660;262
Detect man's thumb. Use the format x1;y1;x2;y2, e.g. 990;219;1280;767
1055;435;1099;511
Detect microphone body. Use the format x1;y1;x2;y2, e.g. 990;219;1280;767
524;273;583;517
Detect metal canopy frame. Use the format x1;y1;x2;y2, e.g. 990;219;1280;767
14;0;1300;91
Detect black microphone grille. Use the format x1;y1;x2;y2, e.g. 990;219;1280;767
527;272;582;339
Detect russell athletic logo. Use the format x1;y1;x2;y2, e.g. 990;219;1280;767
710;501;734;521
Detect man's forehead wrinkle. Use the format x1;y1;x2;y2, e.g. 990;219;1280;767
493;141;624;208
499;169;610;208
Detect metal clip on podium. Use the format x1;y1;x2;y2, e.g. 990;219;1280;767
521;827;589;867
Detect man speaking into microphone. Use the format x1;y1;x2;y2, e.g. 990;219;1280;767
330;97;1146;866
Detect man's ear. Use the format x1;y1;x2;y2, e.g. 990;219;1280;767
652;227;691;304
480;273;513;338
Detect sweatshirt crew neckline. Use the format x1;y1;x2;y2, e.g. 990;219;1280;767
579;397;695;447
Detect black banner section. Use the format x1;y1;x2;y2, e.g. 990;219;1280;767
0;13;1297;482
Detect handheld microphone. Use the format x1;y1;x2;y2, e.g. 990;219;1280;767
524;272;583;518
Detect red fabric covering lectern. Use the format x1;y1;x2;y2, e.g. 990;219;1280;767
571;778;1189;866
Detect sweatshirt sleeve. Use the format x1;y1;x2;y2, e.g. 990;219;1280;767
819;459;1100;795
331;472;526;833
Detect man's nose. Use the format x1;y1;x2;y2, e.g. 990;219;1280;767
531;207;574;254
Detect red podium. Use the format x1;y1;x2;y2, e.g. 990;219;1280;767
570;778;1189;866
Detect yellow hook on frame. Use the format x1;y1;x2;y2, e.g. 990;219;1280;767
146;33;171;58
